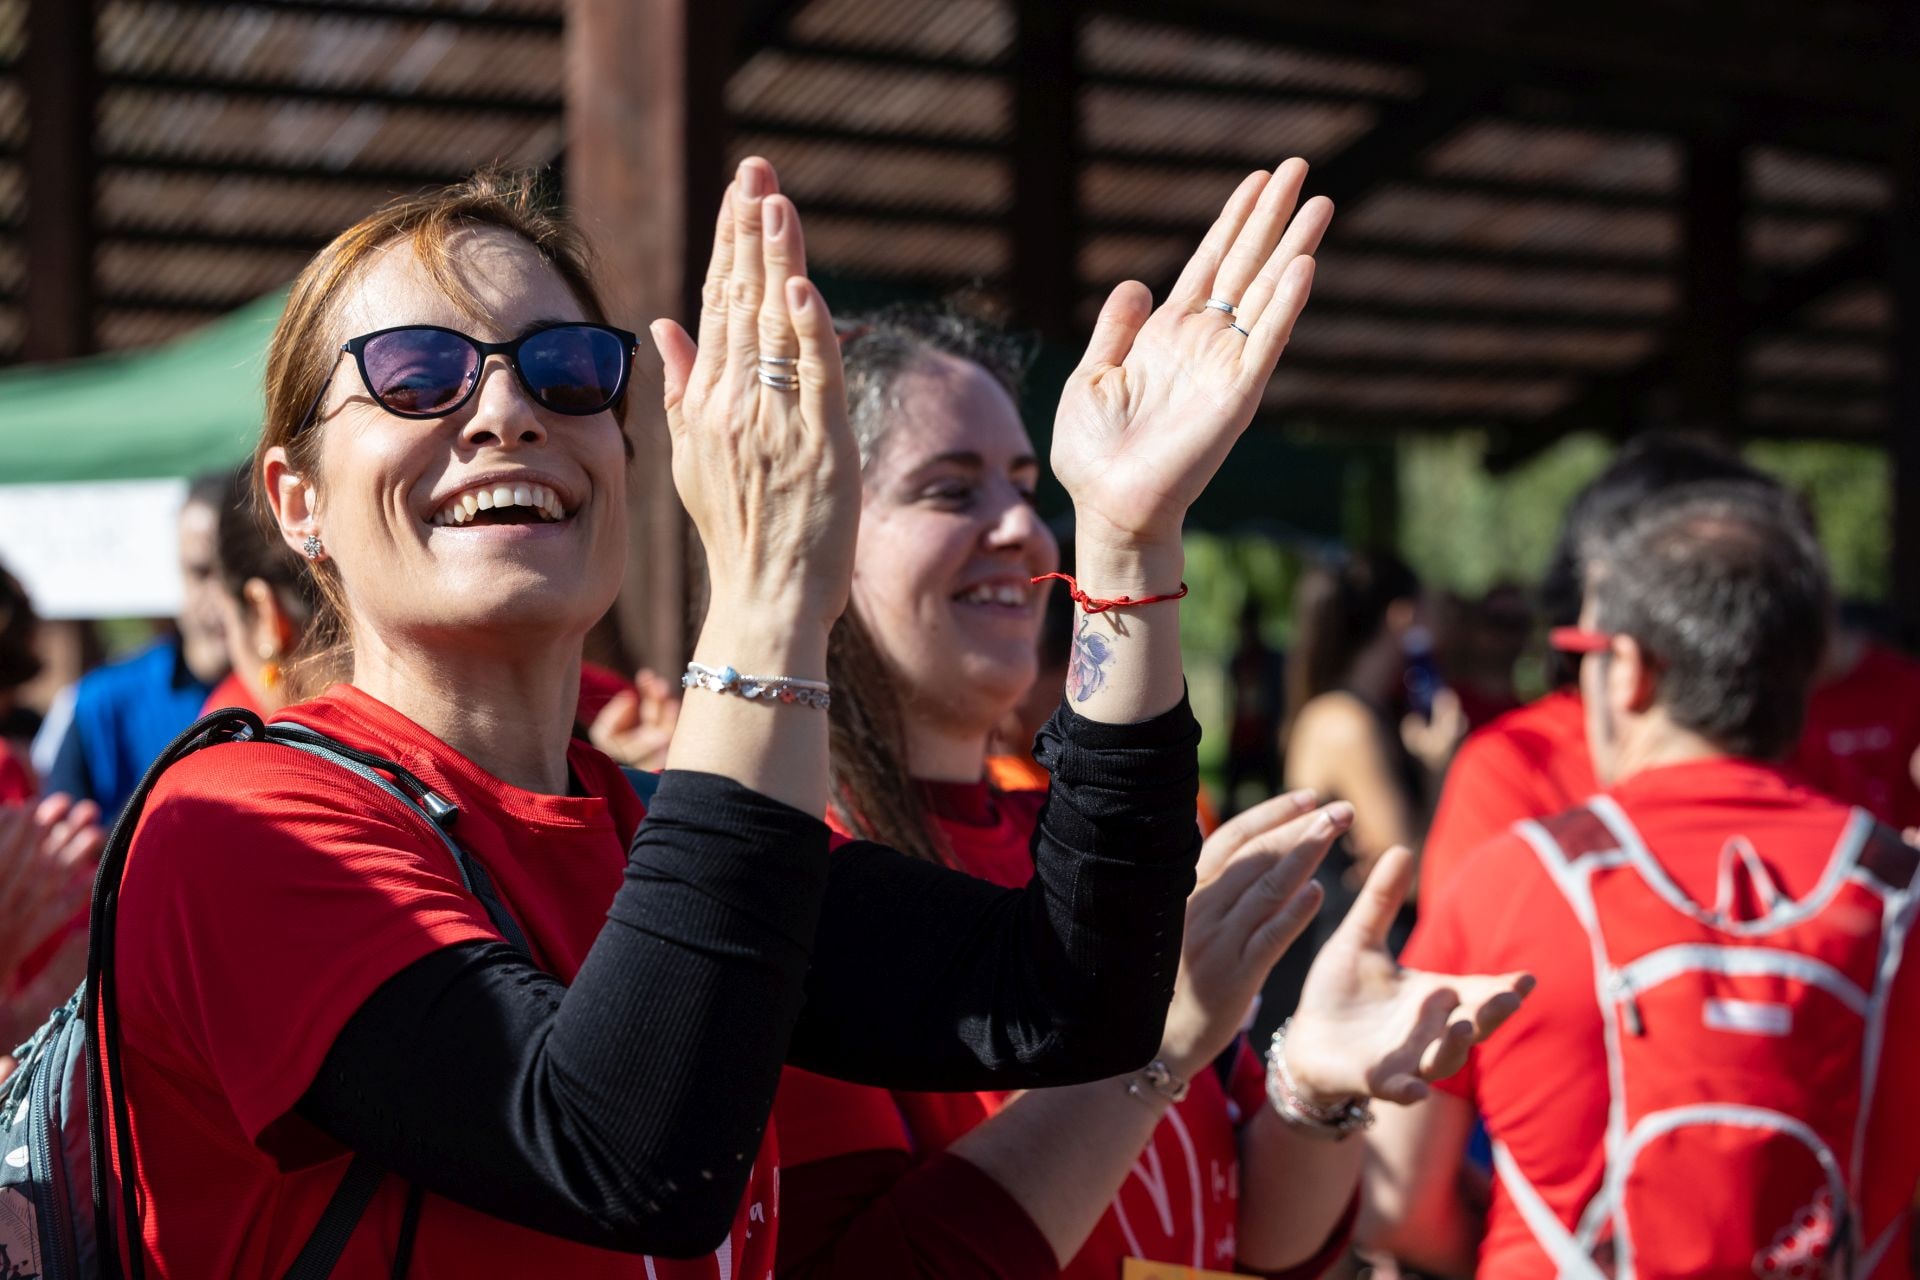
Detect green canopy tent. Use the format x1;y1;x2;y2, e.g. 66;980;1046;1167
0;291;281;485
0;293;283;618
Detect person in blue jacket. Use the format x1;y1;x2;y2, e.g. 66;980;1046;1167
36;470;232;820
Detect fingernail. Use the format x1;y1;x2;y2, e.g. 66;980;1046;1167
765;199;786;237
739;162;765;197
789;282;811;311
1325;801;1353;826
1287;788;1317;807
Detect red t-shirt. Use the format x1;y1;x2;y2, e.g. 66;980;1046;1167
113;683;778;1278
1404;758;1920;1279
1792;642;1920;830
201;671;267;718
778;783;1273;1280
1421;688;1596;902
0;738;33;806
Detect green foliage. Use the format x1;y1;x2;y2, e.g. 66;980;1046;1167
1396;431;1613;595
1743;440;1889;602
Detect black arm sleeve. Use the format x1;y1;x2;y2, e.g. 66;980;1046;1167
785;694;1203;1088
298;696;1201;1254
300;771;832;1258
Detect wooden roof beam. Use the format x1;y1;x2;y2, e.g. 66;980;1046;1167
153;1;564;34
1303;299;1663;332
102;71;563;116
1086;0;1906;117
1010;0;1078;342
1134;77;1499;301
99;150;489;187
1488;222;1887;469
22;0;95;361
1888;99;1920;639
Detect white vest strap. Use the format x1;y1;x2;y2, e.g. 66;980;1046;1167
1492;1140;1610;1280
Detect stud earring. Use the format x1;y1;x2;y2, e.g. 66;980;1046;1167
303;534;324;561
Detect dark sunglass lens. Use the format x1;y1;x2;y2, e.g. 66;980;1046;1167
520;326;627;413
362;329;478;415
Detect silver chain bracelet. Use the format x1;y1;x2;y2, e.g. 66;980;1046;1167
1124;1058;1190;1108
683;662;831;710
1266;1020;1373;1141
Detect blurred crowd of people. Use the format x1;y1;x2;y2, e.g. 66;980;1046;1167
0;157;1914;1278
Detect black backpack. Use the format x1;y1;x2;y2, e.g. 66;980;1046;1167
0;708;542;1279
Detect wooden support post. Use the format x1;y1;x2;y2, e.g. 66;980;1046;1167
22;0;95;361
1889;109;1920;642
1011;0;1078;345
1674;135;1743;436
567;0;733;673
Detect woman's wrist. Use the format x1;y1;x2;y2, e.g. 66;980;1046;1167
1069;521;1185;600
690;608;831;684
1281;1020;1365;1110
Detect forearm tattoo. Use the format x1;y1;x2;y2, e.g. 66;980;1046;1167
1066;614;1117;703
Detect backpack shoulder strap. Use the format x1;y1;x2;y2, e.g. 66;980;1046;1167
1530;802;1623;864
88;707;268;1280
1514;801;1621;936
90;711;528;1280
1855;818;1920;896
280;1153;384;1280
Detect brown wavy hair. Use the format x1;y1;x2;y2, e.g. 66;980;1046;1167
255;169;619;699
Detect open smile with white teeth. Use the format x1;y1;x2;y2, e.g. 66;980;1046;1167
954;583;1034;608
430;482;570;527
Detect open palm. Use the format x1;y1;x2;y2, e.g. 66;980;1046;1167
1286;847;1534;1106
1052;159;1333;548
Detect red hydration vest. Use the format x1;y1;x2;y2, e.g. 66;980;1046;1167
1498;796;1916;1278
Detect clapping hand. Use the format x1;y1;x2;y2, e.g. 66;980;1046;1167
1051;159;1333;556
652;157;859;633
0;796;101;1002
589;668;681;772
1157;790;1350;1080
1285;847;1533;1106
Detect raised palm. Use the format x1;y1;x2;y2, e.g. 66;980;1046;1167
1286;847;1534;1105
1052;159;1334;547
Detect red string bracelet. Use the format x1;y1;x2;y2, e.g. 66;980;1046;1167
1031;572;1190;614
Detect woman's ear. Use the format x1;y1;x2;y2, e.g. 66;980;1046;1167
263;449;317;558
1384;598;1419;636
1615;634;1661;714
241;578;289;660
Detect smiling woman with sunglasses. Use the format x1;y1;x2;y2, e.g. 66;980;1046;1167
99;158;1273;1278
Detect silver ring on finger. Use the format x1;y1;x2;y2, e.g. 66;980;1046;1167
1229;321;1251;338
1204;296;1238;316
757;369;801;392
756;354;798;368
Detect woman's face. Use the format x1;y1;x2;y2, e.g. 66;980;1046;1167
271;229;629;658
851;352;1059;733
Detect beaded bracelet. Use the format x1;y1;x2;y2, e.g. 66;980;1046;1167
1265;1021;1373;1141
682;662;832;710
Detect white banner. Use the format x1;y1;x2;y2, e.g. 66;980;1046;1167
0;480;187;620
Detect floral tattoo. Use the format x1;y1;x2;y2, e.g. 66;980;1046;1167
1066;615;1116;702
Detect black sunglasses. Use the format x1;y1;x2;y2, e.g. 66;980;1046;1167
295;322;639;434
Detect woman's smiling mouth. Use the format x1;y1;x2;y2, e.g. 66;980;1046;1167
430;480;571;527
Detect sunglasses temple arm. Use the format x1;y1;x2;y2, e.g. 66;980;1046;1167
292;347;349;438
